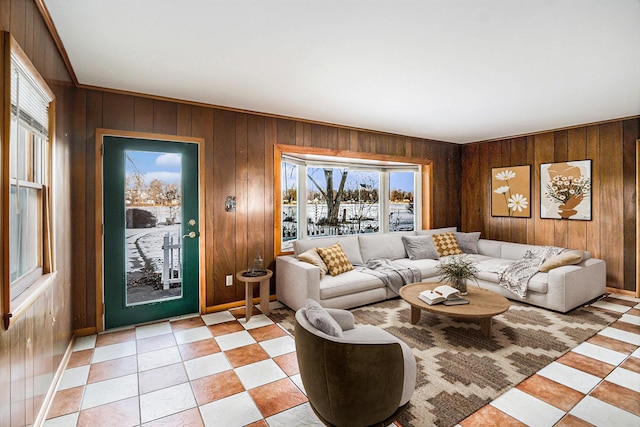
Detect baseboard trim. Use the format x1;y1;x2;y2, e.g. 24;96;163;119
33;335;76;426
204;295;278;314
606;287;637;297
74;326;98;337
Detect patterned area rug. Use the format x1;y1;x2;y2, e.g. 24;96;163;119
268;297;619;427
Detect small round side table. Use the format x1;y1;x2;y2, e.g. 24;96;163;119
236;269;273;322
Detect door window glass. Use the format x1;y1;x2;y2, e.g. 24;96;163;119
125;151;182;306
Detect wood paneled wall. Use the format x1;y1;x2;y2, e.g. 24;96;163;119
461;118;639;291
0;0;75;425
71;89;462;328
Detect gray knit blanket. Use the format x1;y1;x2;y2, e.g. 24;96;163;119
359;258;422;295
497;246;564;298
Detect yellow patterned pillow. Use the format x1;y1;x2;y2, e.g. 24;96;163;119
316;243;354;276
431;232;463;257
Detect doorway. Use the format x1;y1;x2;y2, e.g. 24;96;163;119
100;133;202;329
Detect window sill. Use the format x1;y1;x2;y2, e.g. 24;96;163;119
3;271;57;330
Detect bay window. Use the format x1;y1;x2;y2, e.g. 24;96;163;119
280;153;421;252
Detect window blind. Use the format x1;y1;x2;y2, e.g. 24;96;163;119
10;56;49;136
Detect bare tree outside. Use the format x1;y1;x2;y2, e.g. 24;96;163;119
308;168;349;226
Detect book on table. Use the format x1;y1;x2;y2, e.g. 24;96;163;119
418;285;469;306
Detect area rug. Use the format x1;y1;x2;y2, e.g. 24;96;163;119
268;298;620;427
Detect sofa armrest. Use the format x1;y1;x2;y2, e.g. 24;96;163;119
276;255;321;311
546;258;606;312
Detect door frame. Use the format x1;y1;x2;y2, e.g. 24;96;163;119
95;129;206;332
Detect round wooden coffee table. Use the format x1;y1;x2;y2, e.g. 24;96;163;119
399;282;510;338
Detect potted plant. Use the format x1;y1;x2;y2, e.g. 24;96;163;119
436;254;479;295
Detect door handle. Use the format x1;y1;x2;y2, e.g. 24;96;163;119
183;231;198;239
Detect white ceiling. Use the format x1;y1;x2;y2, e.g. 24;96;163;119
43;0;640;143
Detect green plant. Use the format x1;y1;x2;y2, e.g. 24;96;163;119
436;254;479;292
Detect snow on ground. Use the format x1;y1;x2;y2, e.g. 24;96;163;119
126;224;182;274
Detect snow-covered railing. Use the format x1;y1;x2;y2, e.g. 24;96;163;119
162;233;182;289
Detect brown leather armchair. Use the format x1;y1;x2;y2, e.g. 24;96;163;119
295;306;416;427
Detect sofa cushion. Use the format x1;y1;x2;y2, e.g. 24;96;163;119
393;258;441;278
317;243;354;276
305;299;344;338
431;232;463;257
401;235;438;260
297;248;329;279
454;232;481;254
477;239;503;258
358;232;412;262
319;270;386;299
475;258;548;294
500;242;564;261
539;250;584;272
415;227;457;236
293;235;364;265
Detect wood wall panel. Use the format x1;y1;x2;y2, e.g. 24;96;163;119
103;92;134;130
599;122;624;287
176;103;192;136
1;1;76;425
153;100;177;135
553;131;569;249
190;106;214;306
533;133;556;247
246;115;266;302
585;125;601;263
212;110;237;305
134;97;154;132
622;120;638;291
235;114;248;302
566;128;587;252
462;118;639;290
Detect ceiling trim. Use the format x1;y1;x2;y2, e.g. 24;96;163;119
34;0;79;86
470;115;640;145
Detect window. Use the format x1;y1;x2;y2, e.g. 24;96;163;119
2;34;55;329
388;171;415;232
279;153;421;252
282;160;299;245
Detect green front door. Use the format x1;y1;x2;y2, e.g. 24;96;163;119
103;136;200;329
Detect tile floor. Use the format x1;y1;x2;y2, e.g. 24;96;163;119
461;293;640;427
44;294;640;427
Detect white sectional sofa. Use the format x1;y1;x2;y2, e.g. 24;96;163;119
276;228;607;313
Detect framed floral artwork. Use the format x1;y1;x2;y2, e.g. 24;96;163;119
540;160;592;220
491;165;531;217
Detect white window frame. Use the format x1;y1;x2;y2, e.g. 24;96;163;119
280;154;421;251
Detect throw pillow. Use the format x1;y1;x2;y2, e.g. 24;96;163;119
539;250;584;272
316;243;354;276
454;232;481;254
297;248;329;279
431;232;463;257
401;235;439;260
305;299;344;338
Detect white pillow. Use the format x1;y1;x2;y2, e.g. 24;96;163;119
454;232;481;254
305;299;344;338
401;235;438;260
297;248;328;279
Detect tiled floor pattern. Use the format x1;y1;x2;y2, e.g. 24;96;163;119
460;293;640;427
44;295;639;427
